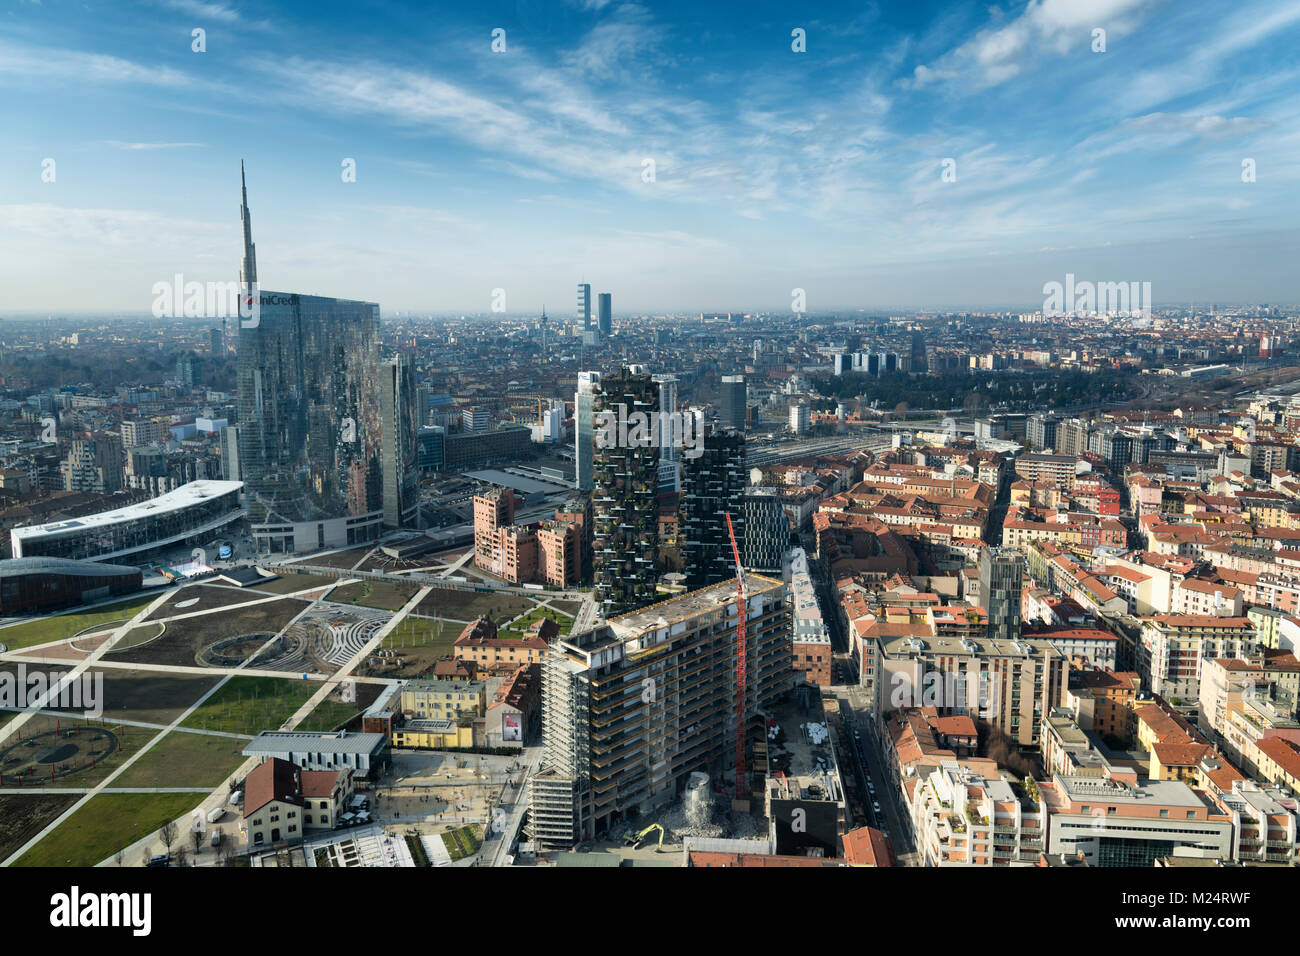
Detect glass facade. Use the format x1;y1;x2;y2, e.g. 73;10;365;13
237;291;382;526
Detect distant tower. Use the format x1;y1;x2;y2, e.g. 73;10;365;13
577;283;592;330
240;160;257;290
598;293;612;336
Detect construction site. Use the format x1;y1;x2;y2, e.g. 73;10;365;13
525;517;850;862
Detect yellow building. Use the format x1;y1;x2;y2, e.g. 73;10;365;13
392;719;477;749
399;678;486;721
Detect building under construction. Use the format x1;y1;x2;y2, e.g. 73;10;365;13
529;574;794;849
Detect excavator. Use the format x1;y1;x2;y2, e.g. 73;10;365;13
622;822;666;851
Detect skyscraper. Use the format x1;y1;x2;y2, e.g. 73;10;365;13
597;292;612;336
978;548;1024;644
652;373;681;494
574;370;601;491
380;353;421;529
235;165;384;553
591;368;660;616
577;282;592;330
679;425;747;590
743;488;789;572
719;374;747;430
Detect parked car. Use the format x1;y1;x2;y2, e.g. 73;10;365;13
146;854;170;867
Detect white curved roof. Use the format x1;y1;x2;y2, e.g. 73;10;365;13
12;480;243;542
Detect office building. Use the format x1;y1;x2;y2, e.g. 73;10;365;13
742;488;789;572
235;165;384;553
598;292;612;336
220;425;241;481
530;575;794;848
719;375;747;431
379;354;420;529
11;479;244;563
574;370;601;492
979;548;1024;644
577;282;592;330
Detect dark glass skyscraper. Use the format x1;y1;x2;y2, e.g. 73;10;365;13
235;165;383;552
380;353;421;529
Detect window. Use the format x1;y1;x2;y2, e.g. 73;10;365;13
1159;810;1169;818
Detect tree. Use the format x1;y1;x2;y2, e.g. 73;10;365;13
175;847;188;868
191;827;204;856
159;819;178;858
114;847;125;867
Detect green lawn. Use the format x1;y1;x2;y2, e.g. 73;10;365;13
296;697;361;733
498;605;572;641
180;676;322;736
383;616;457;653
0;594;158;651
328;580;417;611
113;729;249;789
13;791;203;867
441;824;482;862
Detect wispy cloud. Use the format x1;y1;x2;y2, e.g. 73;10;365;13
104;140;207;150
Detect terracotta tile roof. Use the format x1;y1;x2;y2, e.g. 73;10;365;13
1255;736;1300;779
1151;742;1209;767
300;769;341;799
243;757;302;817
842;826;895;866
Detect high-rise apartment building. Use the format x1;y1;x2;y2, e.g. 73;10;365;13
61;437;124;494
679;425;746;590
1026;412;1059;451
790;403;810;435
530;575;794;848
379;353;420;529
719;374;746;430
235;165;383;553
591;368;660;616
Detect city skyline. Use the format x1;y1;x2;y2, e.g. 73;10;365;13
1;0;1299;314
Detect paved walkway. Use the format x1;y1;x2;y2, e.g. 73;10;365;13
94;584;432;868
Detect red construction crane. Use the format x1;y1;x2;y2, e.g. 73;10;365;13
725;511;747;801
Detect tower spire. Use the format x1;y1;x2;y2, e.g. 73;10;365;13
240;160;257;288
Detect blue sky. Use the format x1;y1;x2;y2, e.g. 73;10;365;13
2;0;1299;315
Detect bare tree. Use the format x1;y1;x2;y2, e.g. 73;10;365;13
140;848;151;868
159;819;178;858
175;846;188;868
191;827;204;856
114;847;125;867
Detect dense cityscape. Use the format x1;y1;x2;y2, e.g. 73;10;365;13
2;0;1295;938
